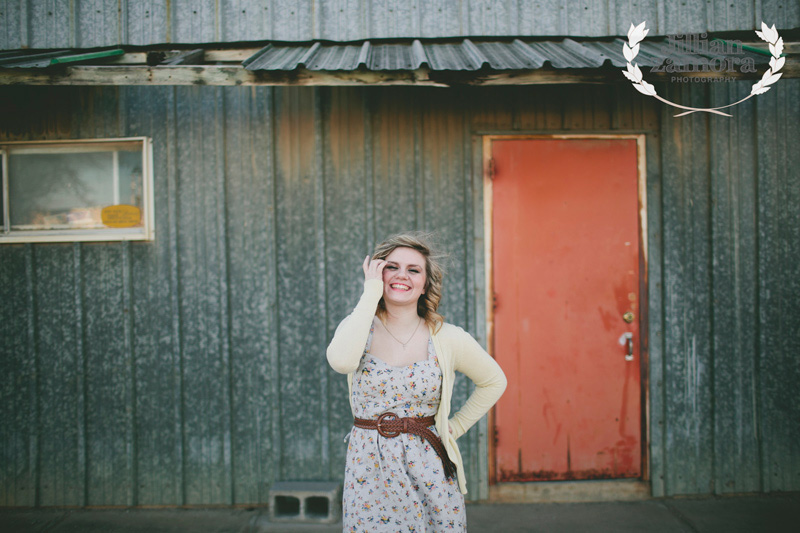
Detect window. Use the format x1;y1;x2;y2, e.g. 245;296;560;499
1;137;154;243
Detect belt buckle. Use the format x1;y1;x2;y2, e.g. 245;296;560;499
376;412;400;438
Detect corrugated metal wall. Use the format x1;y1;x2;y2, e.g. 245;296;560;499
1;0;798;49
650;81;800;496
1;80;799;507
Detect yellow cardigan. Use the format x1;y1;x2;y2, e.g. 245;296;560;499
326;279;507;494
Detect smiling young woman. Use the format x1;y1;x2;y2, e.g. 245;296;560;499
327;232;507;532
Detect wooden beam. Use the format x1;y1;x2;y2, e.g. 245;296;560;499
204;48;262;62
105;48;263;65
0;63;796;87
0;65;440;86
160;49;205;65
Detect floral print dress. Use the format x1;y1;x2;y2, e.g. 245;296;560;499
342;323;466;532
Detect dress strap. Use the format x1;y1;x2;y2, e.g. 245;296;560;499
427;336;438;362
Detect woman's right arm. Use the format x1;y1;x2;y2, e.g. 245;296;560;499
326;257;386;374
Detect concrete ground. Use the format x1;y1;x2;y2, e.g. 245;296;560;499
1;492;798;532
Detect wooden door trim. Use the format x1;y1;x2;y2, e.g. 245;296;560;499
482;134;650;485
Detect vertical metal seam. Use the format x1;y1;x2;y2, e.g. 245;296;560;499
2;149;10;233
119;91;137;505
704;101;716;496
268;86;283;482
315;87;330;477
122;240;138;506
117;86;126;139
26;243;40;507
119;0;129;45
655;0;665;35
415;92;424;230
709;98;719;495
68;0;76;48
364;90;375;248
19;0;29;48
753;0;763;30
216;86;235;505
645;127;665;496
166;85;185;505
165;0;172;42
268;0;275;40
192;88;208;503
462;98;482;497
214;0;221;42
752;80;764;493
73;243;87;506
658;101;669;496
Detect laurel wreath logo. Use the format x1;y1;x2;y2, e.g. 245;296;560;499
623;21;785;117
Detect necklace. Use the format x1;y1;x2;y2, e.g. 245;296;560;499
380;317;423;350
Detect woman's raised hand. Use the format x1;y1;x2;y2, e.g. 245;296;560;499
362;255;387;281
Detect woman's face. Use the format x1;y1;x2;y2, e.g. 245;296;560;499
381;247;427;308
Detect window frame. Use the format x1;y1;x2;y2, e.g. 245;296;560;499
0;137;155;243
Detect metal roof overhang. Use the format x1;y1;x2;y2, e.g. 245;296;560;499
0;37;795;87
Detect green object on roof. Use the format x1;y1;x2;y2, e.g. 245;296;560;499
50;48;125;65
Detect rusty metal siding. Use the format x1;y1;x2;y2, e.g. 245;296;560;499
660;84;716;495
2;1;799;50
648;80;800;497
1;81;799;506
708;82;760;495
125;86;184;506
0;245;36;506
272;86;328;481
221;85;279;503
755;78;800;494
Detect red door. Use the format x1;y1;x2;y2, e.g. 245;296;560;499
491;137;642;482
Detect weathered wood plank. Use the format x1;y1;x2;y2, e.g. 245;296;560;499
223;85;278;504
0;66;443;87
709;82;760;495
4;65;798;88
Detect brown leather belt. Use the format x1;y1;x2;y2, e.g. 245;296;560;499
353;412;457;479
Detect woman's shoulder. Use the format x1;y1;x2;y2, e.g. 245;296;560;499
435;322;474;342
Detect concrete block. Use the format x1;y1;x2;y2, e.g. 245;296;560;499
268;481;342;524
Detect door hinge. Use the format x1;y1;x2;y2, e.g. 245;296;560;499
488;157;496;180
493;426;499;447
492;292;498;310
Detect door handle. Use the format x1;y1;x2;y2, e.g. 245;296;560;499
618;332;634;361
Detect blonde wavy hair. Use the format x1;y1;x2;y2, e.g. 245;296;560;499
372;232;446;333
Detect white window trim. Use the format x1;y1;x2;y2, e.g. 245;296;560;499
0;137;155;243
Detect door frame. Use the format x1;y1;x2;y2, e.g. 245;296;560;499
482;134;651;488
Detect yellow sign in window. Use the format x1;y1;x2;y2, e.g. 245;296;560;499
101;205;142;228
